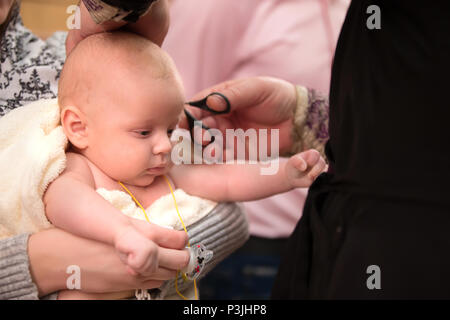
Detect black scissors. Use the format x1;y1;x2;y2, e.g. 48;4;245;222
184;92;231;146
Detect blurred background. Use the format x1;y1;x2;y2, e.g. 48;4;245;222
20;0;75;39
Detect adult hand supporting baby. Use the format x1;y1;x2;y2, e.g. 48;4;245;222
66;0;169;54
179;77;298;158
27;226;188;297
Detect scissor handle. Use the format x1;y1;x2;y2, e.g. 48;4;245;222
184;109;211;130
186;92;231;115
184;109;216;146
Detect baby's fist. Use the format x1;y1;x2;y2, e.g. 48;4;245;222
285;149;326;188
114;226;159;276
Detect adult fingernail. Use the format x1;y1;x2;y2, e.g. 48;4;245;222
207;94;228;112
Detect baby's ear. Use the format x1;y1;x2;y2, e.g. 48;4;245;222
60;106;89;149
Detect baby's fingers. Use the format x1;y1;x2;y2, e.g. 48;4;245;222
127;243;159;276
290;153;308;171
126;265;138;277
302;149;321;167
307;155;327;181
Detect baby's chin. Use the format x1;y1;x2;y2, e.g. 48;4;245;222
123;174;157;188
125;169;170;187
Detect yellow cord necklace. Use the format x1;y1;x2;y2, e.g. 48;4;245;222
118;175;198;300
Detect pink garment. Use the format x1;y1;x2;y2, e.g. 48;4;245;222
164;0;349;238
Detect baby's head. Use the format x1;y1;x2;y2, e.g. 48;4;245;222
58;32;185;186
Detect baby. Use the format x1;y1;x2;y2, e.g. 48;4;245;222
45;32;326;299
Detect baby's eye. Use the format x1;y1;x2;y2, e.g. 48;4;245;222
138;130;151;137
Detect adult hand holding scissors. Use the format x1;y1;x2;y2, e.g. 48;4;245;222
179;77;298;159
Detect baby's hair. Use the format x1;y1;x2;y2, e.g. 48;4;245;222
58;31;180;112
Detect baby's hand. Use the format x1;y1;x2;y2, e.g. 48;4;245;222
114;225;159;276
285;149;327;188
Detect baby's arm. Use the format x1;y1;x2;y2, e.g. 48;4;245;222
170;149;326;202
58;289;135;300
43;152;158;276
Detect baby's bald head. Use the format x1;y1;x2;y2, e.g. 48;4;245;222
58;31;182;113
57;32;186;183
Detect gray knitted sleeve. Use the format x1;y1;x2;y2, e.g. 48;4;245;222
0;234;39;300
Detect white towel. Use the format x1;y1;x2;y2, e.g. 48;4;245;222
0;99;67;239
96;188;217;229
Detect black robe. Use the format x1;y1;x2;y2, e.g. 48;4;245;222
272;0;450;299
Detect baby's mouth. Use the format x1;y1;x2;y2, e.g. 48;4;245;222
146;166;166;174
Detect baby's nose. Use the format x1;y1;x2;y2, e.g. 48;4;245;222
153;134;172;155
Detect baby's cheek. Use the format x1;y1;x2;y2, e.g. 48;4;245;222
166;161;175;171
110;151;141;178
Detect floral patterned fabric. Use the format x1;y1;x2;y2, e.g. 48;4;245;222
305;88;330;148
0;3;66;117
288;85;330;159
